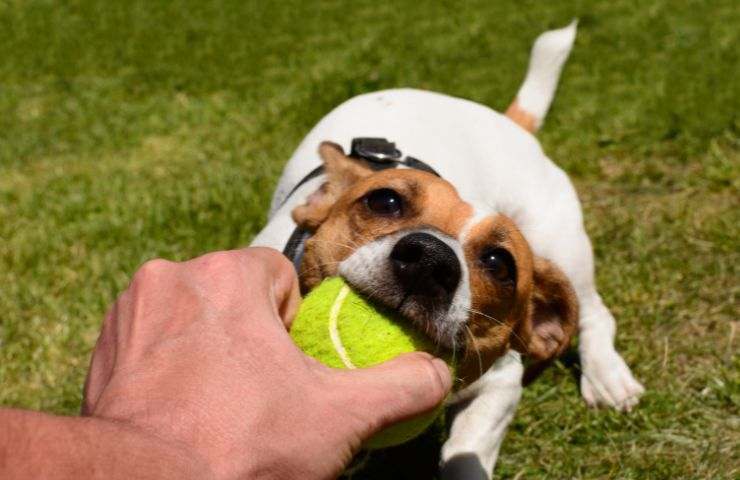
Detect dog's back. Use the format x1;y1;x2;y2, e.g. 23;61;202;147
263;21;583;278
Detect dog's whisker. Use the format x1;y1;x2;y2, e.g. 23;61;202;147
296;259;343;279
307;238;357;251
464;307;505;327
463;307;529;352
464;324;484;380
449;335;460;383
330;231;364;251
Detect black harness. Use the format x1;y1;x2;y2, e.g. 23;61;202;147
282;137;440;270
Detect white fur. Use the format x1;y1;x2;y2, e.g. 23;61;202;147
251;23;643;478
338;228;471;349
440;351;523;479
515;19;578;129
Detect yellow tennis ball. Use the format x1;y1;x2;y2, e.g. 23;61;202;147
290;276;453;449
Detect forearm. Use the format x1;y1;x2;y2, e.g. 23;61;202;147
0;409;213;480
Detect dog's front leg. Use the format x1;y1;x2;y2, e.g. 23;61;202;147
578;291;644;411
440;351;523;480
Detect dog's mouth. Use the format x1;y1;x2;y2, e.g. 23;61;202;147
337;230;470;350
346;277;456;344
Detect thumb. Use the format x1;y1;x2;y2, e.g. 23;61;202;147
329;352;452;441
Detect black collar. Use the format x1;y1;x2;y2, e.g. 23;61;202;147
282;138;440;270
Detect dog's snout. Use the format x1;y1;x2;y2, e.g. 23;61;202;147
390;232;461;297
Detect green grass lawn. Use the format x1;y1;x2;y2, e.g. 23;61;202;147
1;0;738;478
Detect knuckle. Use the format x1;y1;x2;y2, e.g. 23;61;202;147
411;355;447;399
273;253;298;279
194;251;246;288
426;363;447;396
133;258;174;286
246;247;292;272
201;250;238;272
251;247;298;286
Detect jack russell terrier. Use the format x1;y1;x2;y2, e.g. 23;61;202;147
251;21;644;478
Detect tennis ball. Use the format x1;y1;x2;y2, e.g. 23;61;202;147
290;276;452;449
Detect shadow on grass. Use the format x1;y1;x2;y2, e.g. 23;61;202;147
344;347;585;479
523;346;582;388
342;421;443;479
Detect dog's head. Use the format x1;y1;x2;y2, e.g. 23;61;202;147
292;142;577;386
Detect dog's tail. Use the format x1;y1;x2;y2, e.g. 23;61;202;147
505;20;577;133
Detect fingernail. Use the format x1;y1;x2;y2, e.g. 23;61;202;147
432;357;453;392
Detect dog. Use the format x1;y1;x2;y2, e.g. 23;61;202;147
251;21;644;478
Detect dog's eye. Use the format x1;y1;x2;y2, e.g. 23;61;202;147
365;188;403;216
480;248;516;284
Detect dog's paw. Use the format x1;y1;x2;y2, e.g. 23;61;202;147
579;346;644;412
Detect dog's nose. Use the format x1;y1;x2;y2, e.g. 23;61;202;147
390;232;461;297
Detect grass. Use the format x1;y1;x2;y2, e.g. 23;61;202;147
0;0;737;478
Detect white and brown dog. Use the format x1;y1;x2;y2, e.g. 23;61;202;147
252;22;644;478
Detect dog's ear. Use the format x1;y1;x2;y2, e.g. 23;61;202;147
512;257;578;361
291;141;373;230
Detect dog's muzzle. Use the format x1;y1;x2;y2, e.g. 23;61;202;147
390;232;462;303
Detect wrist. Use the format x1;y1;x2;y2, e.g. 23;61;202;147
0;409;214;480
87;415;217;480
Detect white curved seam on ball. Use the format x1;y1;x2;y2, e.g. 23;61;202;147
329;285;356;369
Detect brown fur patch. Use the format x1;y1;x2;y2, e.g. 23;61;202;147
291;143;577;387
505;99;538;133
298;168;473;291
457;215;536;384
517;257;579;361
291;142;375;230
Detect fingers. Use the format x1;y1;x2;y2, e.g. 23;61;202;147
180;247;300;329
246;248;301;328
225;247;302;328
82;303;120;415
83;247;298;412
329;352;452;440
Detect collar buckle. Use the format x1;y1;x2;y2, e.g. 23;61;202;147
350;137;402;166
283;137;440;268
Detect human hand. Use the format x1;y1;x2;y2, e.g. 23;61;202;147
82;247;451;480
